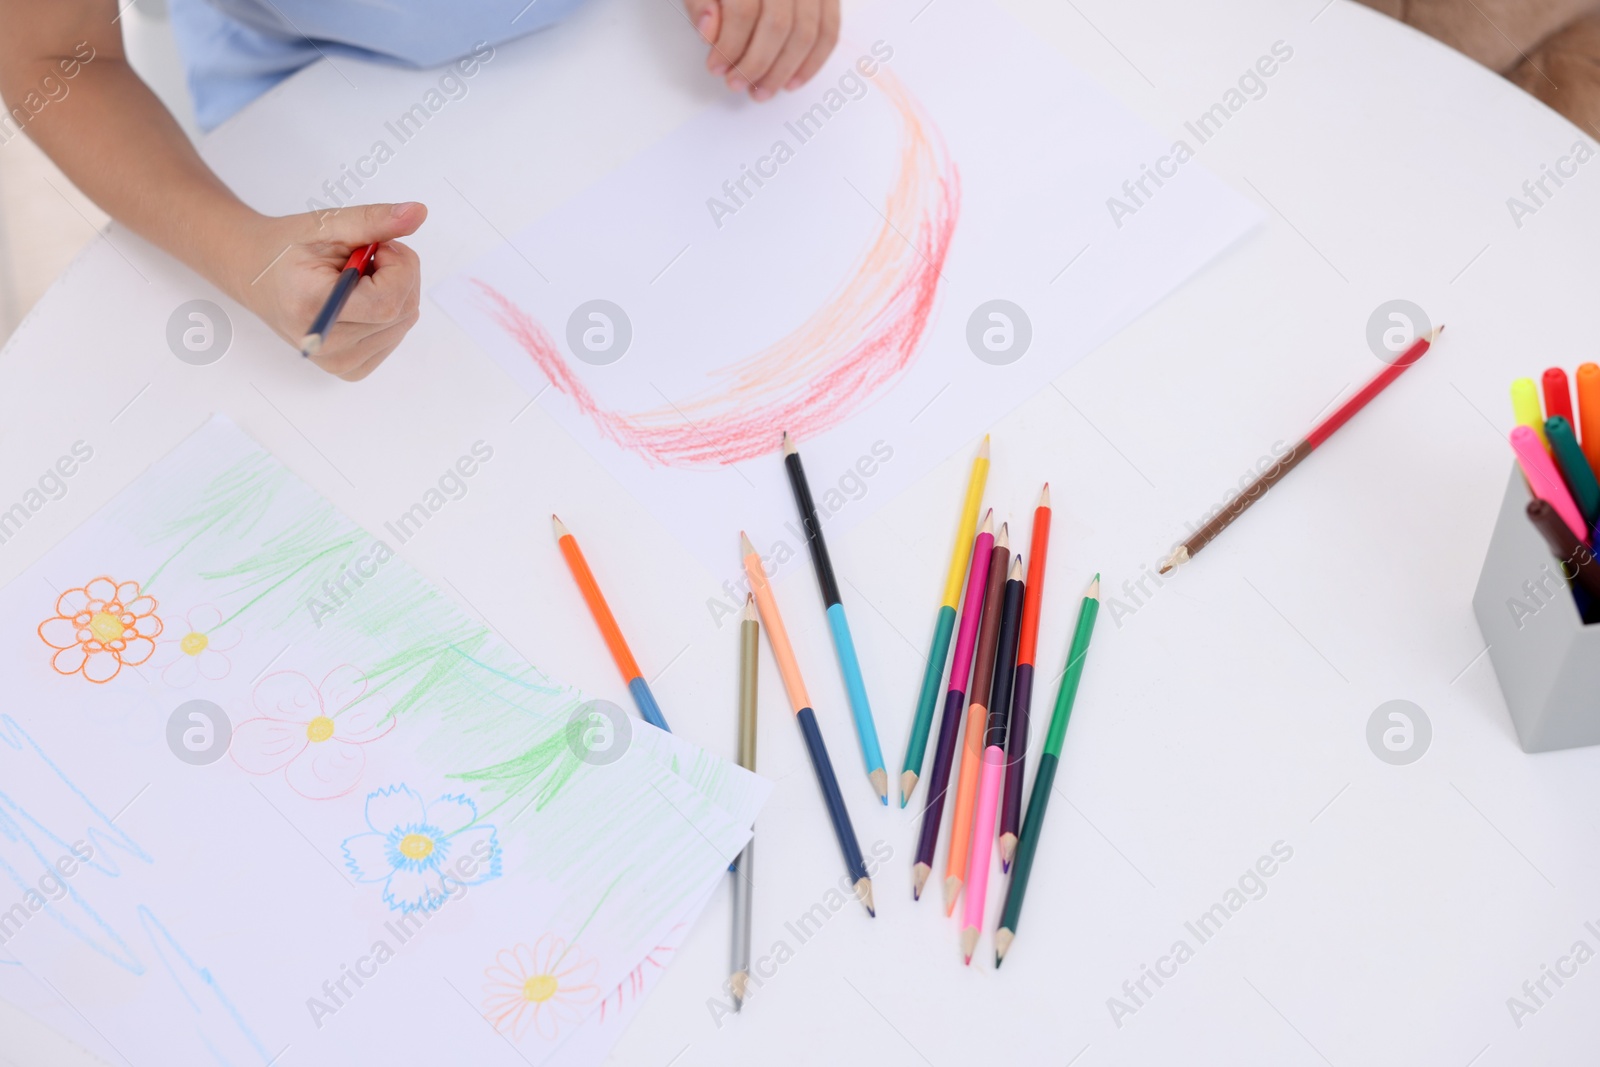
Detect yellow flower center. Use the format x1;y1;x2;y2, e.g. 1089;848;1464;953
305;716;335;742
89;612;125;643
398;833;434;861
522;974;558;1003
180;631;209;656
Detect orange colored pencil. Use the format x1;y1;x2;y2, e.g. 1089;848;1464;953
943;522;1010;914
552;515;668;730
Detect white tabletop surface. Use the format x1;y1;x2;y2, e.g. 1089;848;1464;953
5;0;1600;1064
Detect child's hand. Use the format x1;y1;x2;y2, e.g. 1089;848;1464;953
686;0;840;101
238;202;427;382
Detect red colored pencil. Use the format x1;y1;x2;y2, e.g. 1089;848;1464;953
1545;367;1575;427
1160;327;1442;573
999;485;1050;871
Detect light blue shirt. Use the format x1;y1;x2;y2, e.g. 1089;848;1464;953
168;0;587;129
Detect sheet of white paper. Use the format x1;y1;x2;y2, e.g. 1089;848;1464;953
432;0;1260;576
0;417;767;1066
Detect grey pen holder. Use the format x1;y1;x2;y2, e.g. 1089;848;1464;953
1473;467;1600;752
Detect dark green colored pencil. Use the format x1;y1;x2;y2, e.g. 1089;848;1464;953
995;575;1099;966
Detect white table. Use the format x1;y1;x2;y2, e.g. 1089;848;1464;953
5;0;1600;1063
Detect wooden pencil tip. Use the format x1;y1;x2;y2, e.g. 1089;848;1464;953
551;514;569;539
1087;574;1100;599
912;862;930;900
999;833;1017;869
977;435;991;459
995;523;1010;550
959;927;979;963
743;595;757;622
730;971;749;1009
739;531;756;556
1157;546;1187;575
1009;555;1024;580
1039;483;1051;508
1428;325;1444;341
995;928;1014;963
869;768;888;802
899;770;918;808
979;508;994;535
300;333;324;357
855;878;875;916
943;876;962;915
781;431;797;455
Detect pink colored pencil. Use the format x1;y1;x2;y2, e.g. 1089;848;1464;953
959;555;1025;964
1512;425;1589;541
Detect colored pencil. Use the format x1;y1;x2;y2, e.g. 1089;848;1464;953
300;242;379;356
943;522;1011;914
552;516;670;730
1526;500;1600;603
1511;377;1547;450
1000;485;1050;872
960;554;1025;964
1547;416;1600;529
912;510;994;900
901;437;991;807
782;433;887;804
1511;427;1588;542
996;575;1100;967
1576;363;1600;473
1160;328;1441;573
741;533;873;916
1544;367;1575;427
729;596;758;1010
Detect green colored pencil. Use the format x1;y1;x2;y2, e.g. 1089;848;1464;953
995;574;1099;967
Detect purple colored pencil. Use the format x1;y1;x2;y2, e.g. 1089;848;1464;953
911;511;994;901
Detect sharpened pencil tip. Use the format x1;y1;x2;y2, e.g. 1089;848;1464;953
900;770;918;807
977;435;990;459
1088;574;1100;598
995;928;1014;962
743;595;757;622
855;878;875;916
551;514;569;539
739;531;756;556
1009;555;1024;580
912;862;930;900
781;431;797;455
1039;483;1051;508
960;927;979;963
869;768;888;803
979;508;994;536
300;334;324;357
995;523;1009;550
1428;325;1444;341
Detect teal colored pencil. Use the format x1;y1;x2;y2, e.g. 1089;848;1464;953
900;437;991;807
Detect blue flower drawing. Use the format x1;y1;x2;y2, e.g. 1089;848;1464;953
341;784;502;913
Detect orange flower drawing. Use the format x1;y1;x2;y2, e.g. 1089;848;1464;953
482;934;599;1042
38;577;162;684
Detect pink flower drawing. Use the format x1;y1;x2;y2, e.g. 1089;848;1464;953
149;604;241;687
230;667;394;799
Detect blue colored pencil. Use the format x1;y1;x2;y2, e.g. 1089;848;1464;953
782;433;887;803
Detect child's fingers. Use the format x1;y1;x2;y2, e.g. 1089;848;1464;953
714;0;761;80
786;0;838;89
753;0;820;97
683;0;721;44
334;315;418;381
733;0;794;92
340;240;421;326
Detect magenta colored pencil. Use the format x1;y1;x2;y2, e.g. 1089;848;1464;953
911;511;994;901
960;555;1025;964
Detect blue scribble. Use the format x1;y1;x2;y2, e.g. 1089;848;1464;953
139;907;272;1064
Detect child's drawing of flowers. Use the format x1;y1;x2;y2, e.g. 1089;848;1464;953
341;785;502;914
230;667;394;799
482;934;599;1041
37;577;162;684
149;604;241;687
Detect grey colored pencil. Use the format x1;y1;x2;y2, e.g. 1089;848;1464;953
730;596;759;1009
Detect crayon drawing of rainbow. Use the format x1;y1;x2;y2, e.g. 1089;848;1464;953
469;68;961;468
